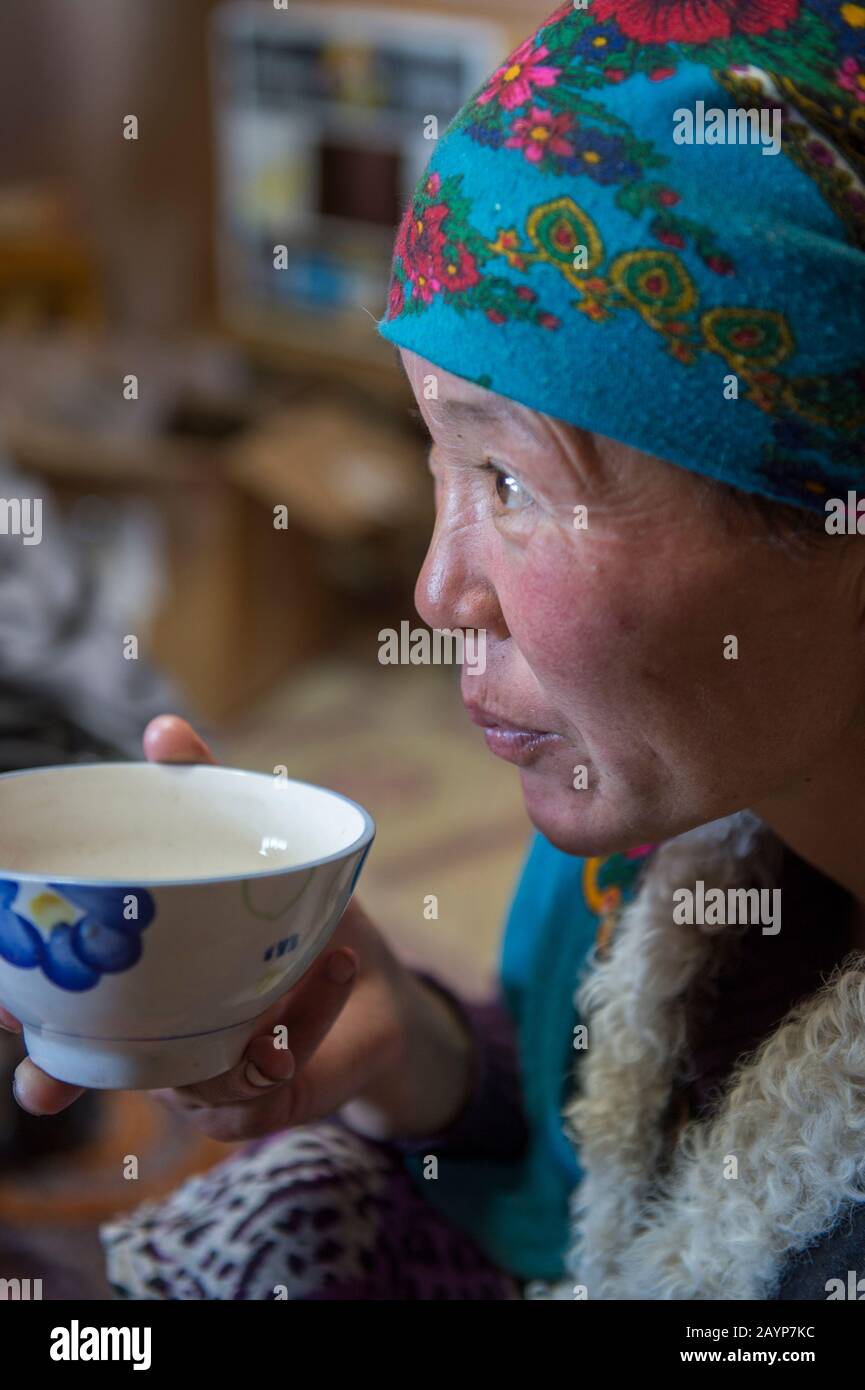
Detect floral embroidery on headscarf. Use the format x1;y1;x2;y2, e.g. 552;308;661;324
836;52;865;98
476;36;563;110
448;0;865;263
591;0;800;45
504;106;577;164
390;171;562;328
387;171;865;448
381;1;865;507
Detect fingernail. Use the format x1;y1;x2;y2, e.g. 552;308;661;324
326;950;357;985
245;1062;278;1088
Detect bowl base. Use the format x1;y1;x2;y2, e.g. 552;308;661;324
22;1018;262;1090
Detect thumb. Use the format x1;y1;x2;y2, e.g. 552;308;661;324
143;715;216;765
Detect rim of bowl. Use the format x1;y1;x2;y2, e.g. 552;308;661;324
0;762;376;887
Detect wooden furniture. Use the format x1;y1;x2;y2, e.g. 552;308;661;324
1;330;427;720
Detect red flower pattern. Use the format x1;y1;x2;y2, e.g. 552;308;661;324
476;37;561;111
655;227;686;247
504;106;576;163
387;278;404;318
395;202;449;303
591;0;799;44
391;191;480;307
435;245;481;293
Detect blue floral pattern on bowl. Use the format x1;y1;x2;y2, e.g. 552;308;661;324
0;881;155;992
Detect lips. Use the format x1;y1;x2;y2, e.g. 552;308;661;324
462;700;561;766
463;702;548;735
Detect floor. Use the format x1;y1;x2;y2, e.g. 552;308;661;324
0;656;531;1299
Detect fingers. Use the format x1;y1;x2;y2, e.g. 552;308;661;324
12;1056;86;1115
143;715;216;766
11;721;214;1118
0;1004;21;1033
162;947;359;1111
262;948;359;1075
151;1080;304;1143
160;1027;297;1111
240;948;359;1091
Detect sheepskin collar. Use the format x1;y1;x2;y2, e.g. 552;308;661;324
553;811;865;1300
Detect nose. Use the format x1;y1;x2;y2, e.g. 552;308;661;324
414;505;507;640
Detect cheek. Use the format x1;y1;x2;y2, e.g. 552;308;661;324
502;531;854;776
501;543;668;713
498;532;767;767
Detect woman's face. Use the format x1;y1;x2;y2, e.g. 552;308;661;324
403;347;865;857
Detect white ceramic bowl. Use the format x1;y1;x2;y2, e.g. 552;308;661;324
0;762;374;1089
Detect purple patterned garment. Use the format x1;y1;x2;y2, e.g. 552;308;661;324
100;976;527;1301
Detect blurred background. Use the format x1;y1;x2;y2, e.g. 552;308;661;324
0;0;543;1297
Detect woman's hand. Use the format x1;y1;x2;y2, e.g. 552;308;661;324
6;717;476;1144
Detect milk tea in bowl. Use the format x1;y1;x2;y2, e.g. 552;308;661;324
0;762;374;1089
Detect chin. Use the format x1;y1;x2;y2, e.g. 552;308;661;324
518;770;662;859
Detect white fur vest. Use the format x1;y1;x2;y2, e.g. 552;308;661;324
534;811;865;1300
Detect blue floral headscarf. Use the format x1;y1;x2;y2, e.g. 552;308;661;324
377;0;865;512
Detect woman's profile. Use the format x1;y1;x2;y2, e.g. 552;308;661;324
8;0;865;1302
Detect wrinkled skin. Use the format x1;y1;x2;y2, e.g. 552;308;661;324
404;348;865;927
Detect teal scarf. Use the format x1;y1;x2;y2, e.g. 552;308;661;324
378;0;865;512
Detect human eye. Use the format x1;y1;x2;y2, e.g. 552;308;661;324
488;462;533;513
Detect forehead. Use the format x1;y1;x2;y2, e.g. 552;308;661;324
399;347;517;430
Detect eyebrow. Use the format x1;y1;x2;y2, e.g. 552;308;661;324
421;394;598;460
434;400;498;422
